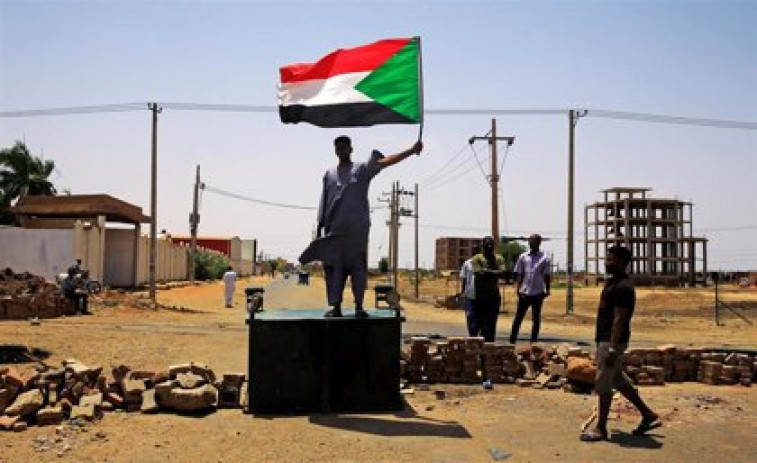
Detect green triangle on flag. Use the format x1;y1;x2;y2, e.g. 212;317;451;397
355;38;421;123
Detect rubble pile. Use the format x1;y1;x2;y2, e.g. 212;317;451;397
0;268;74;319
402;338;756;392
0;360;246;432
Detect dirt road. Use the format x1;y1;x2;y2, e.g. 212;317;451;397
1;276;755;462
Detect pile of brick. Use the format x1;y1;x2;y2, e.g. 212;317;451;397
402;337;756;391
0;360;246;432
403;337;578;388
0;268;74;319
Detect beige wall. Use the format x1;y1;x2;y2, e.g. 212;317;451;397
0;227;75;281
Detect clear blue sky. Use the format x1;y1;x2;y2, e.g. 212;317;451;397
1;0;755;271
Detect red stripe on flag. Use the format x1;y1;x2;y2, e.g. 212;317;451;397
280;38;412;83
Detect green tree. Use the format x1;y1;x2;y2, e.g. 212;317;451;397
191;249;230;280
378;257;389;274
500;240;527;269
0;141;57;224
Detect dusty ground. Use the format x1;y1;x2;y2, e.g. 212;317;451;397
1;275;755;462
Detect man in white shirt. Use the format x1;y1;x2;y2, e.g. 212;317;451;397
459;245;481;336
510;234;551;344
222;266;237;308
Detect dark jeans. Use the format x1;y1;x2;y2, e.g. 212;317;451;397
463;298;480;337
65;292;88;314
472;296;500;342
509;293;544;343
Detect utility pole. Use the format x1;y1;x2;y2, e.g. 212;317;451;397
470;118;515;253
566;109;587;315
189;165;200;284
148;102;162;306
392;181;400;289
414;183;419;299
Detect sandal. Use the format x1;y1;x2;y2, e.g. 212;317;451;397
324;309;343;318
355;309;369;318
632;416;662;436
580;428;609;442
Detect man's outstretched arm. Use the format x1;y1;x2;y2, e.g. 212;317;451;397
377;141;423;168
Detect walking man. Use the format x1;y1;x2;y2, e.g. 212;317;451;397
300;135;423;318
510;234;551;344
580;245;660;441
470;237;506;342
460;245;482;336
222;266;237;308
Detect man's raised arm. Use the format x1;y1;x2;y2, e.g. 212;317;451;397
377;141;423;168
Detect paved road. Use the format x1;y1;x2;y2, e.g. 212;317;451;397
261;276;591;345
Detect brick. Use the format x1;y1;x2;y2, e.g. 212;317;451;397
140;389;159;413
0;414;20;430
105;392;123;407
70;404;95;421
121;379;146;403
3;368;25;389
79;392;103;409
4;389;44;417
12;421;27;432
112;365;131;384
36;407;63;426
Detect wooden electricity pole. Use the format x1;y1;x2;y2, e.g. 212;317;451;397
148;102;161;305
470;118;515;252
414;183;419;299
566;109;587;315
189;165;200;284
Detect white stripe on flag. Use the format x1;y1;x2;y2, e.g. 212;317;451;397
278;72;372;107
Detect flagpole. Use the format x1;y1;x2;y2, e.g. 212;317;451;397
416;35;424;142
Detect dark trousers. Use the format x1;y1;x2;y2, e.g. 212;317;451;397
472;296;500;342
510;294;544;343
66;292;89;314
464;298;480;337
324;255;367;308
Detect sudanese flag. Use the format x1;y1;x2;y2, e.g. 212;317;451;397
278;37;422;128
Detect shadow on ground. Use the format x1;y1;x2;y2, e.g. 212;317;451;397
0;344;51;364
308;403;472;438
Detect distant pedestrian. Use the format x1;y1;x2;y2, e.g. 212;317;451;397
510;234;551;344
580;245;660;442
222;266;237;308
460;245;482;336
470;237;506;342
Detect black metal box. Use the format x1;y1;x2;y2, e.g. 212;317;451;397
247;309;403;414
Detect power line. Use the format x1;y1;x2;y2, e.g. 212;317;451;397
423;144;487;190
418;142;469;185
202;184;316;210
0;103;146;117
586;109;757;130
3;103;756;130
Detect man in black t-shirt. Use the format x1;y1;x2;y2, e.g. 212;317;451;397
581;245;660;442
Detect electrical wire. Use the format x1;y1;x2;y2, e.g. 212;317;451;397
470;142;489;184
202;184;316;210
418;142;470;185
586;109;757;130
3;103;755;130
0;103;147;117
423;143;485;190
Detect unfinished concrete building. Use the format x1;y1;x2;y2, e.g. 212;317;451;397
585;187;708;286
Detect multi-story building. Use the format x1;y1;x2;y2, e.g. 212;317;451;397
585;187;708;286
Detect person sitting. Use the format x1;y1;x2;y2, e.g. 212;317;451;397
61;266;89;315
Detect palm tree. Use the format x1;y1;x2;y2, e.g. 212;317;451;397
0;141;57;224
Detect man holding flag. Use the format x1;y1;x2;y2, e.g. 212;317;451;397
281;37;424;317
